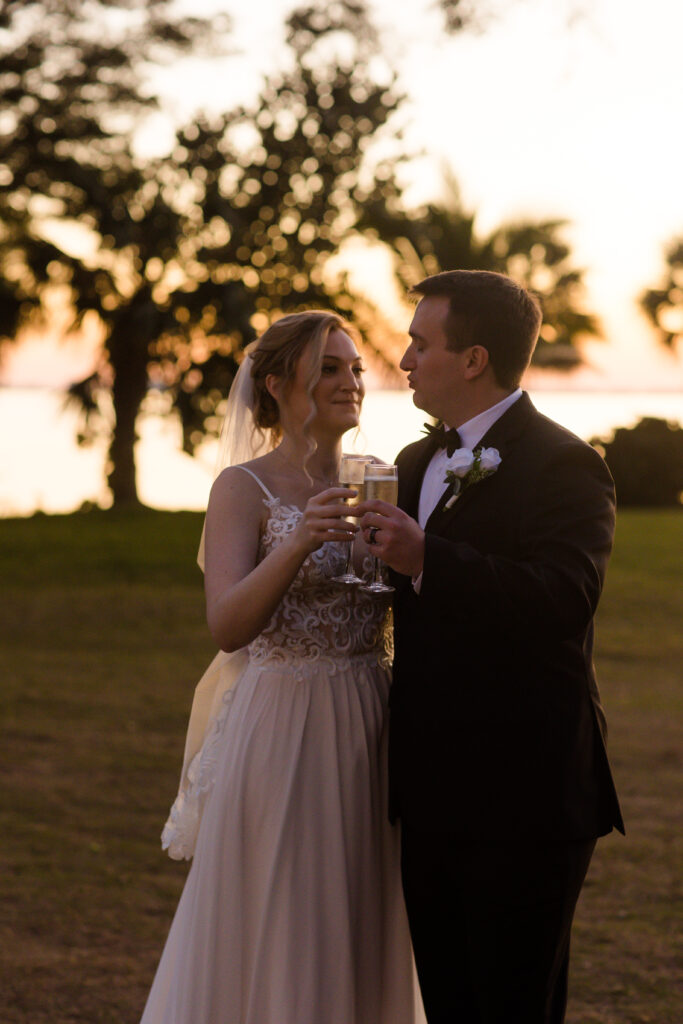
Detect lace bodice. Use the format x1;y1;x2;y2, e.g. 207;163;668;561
248;496;392;671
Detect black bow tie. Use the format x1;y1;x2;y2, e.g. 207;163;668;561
423;423;462;457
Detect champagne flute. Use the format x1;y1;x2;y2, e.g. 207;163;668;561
360;463;398;595
331;454;372;585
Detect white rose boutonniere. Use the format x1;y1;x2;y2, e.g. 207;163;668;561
443;446;501;508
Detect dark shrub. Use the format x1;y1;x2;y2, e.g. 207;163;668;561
591;417;683;507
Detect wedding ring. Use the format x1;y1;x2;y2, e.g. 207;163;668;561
369;526;379;545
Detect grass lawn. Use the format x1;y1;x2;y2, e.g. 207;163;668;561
1;508;681;1023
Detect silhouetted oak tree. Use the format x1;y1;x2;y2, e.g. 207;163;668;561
0;1;401;504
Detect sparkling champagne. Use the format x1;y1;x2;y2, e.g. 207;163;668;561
338;457;369;524
364;475;398;505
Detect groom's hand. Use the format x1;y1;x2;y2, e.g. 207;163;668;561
353;501;425;578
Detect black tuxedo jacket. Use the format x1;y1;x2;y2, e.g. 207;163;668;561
389;392;624;840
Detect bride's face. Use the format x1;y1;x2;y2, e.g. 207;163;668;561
285;330;365;436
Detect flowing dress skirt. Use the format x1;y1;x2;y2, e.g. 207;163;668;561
141;653;418;1024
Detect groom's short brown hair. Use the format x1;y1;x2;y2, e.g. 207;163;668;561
411;270;542;389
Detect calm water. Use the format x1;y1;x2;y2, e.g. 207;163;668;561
1;386;681;516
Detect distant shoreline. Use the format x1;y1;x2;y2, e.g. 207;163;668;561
1;388;681;518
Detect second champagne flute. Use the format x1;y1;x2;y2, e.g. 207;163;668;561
361;463;398;595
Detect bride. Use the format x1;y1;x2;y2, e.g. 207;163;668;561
140;310;419;1024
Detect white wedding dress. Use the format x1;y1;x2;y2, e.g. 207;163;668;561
141;468;421;1024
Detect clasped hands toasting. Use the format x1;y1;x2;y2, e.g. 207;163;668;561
294;472;425;584
350;493;426;582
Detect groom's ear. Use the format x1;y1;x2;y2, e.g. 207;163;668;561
462;345;490;380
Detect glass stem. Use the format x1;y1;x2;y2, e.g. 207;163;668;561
342;539;353;576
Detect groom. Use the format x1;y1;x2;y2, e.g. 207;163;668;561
359;270;623;1023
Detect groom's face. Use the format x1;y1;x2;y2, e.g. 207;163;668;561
401;296;466;423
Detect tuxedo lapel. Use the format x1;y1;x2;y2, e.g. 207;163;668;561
425;462;495;530
398;436;439;519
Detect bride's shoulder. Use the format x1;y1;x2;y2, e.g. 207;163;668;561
215;452;274;480
210;459;274;509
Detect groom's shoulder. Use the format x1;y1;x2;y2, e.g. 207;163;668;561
530;408;585;448
396;435;431;467
523;402;612;477
529;404;596;455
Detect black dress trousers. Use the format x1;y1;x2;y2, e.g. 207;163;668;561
401;825;596;1024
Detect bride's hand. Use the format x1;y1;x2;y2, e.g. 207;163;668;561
290;487;358;555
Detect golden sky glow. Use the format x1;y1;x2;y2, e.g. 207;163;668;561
2;0;683;390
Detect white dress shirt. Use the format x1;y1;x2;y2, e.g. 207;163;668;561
412;388;522;591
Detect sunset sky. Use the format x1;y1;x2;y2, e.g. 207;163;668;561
2;0;683;390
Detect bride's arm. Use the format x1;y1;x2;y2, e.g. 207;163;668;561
204;468;354;652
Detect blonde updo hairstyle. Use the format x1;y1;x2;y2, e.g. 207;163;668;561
249;310;351;448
